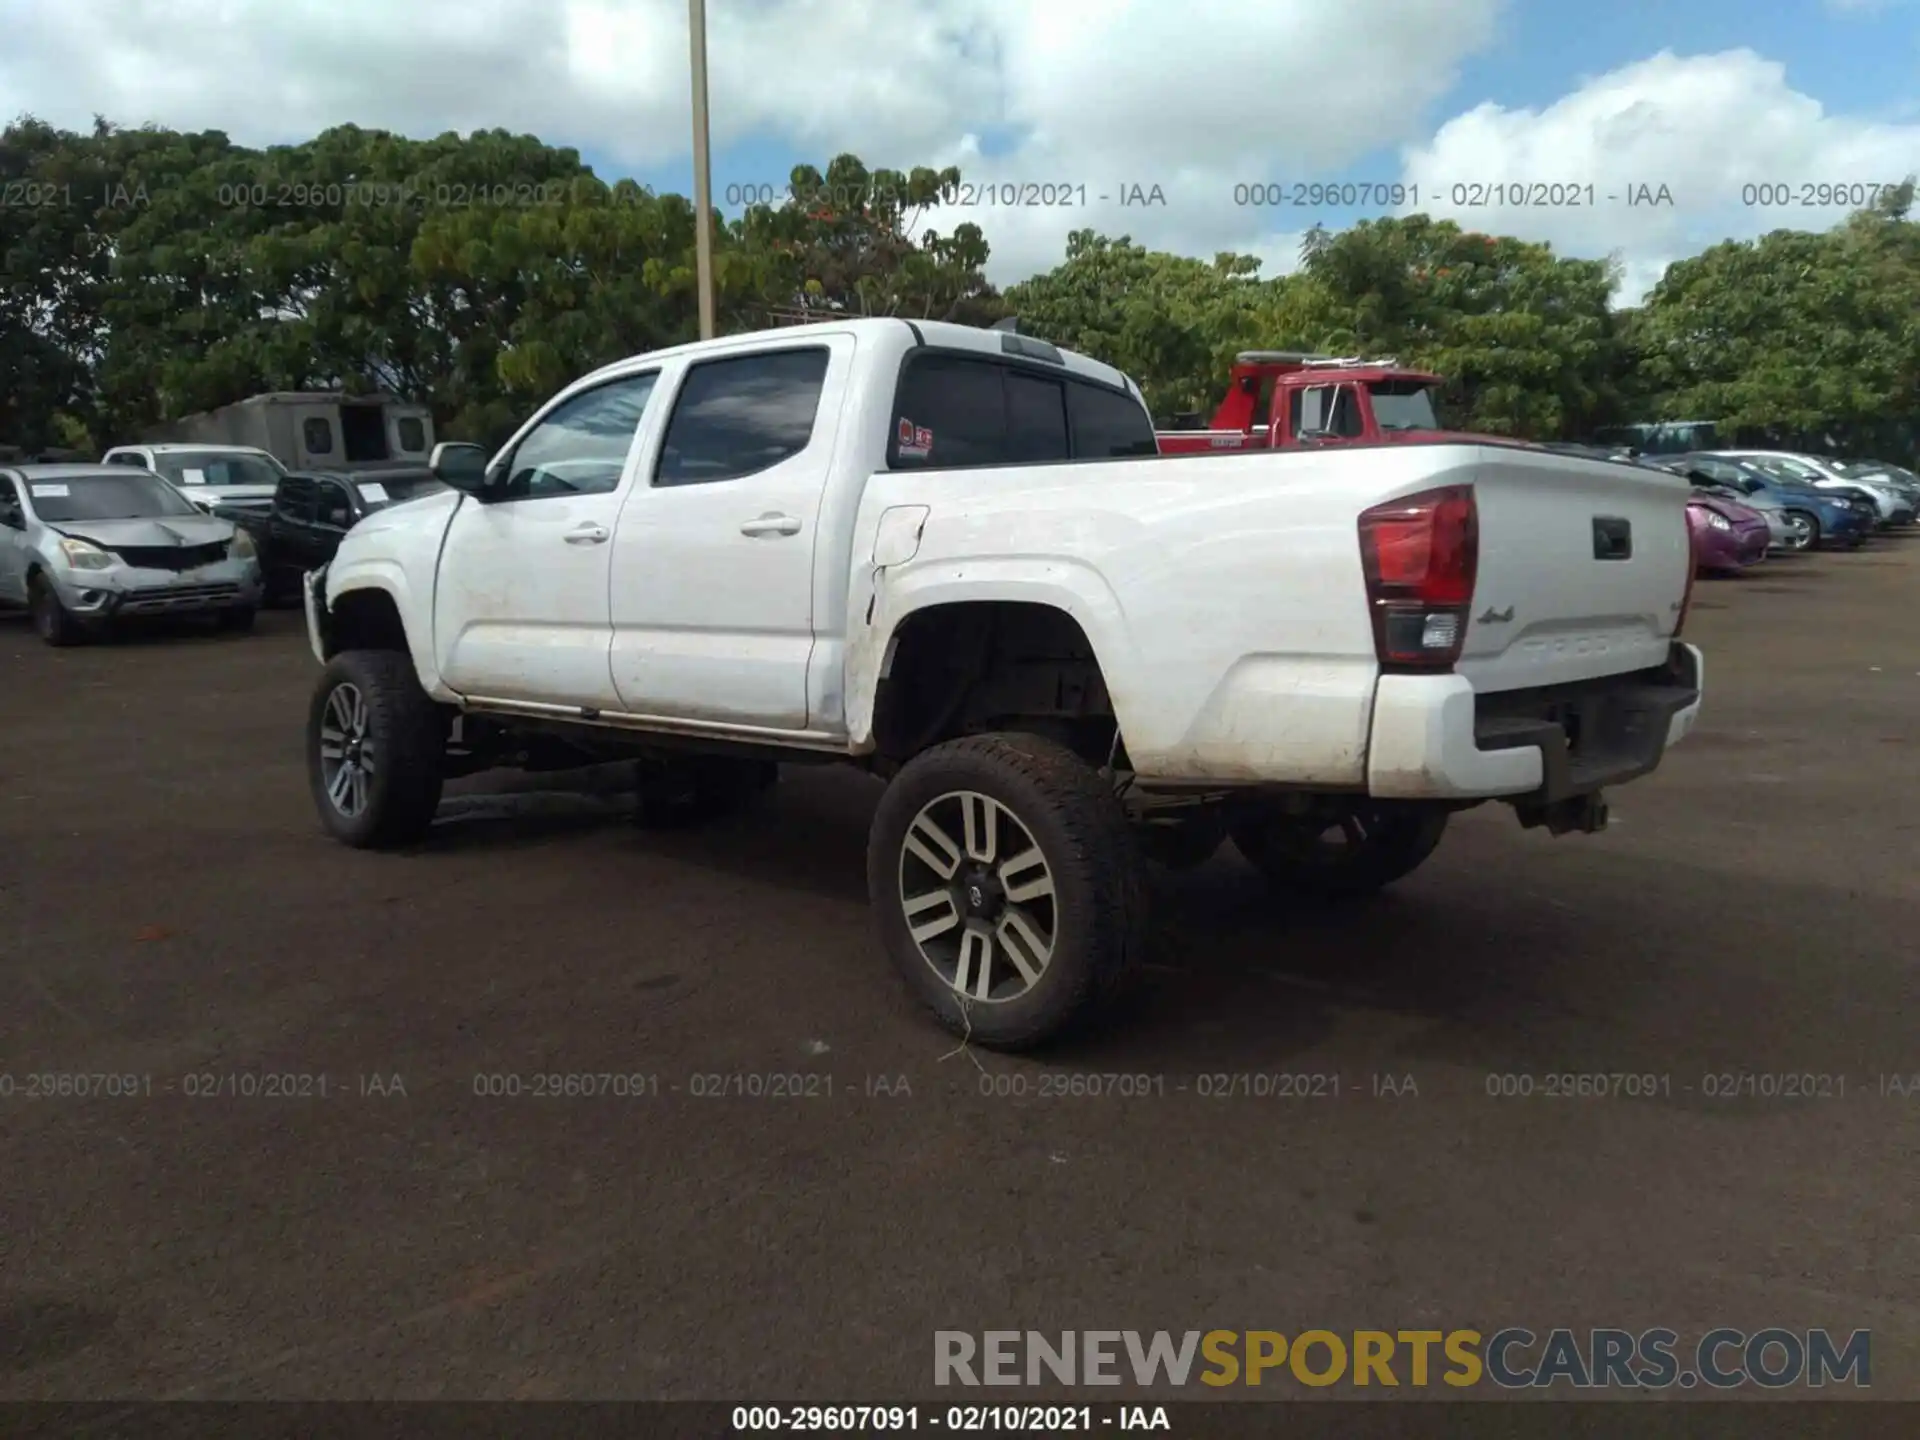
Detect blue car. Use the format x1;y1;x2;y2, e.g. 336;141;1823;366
1662;454;1873;552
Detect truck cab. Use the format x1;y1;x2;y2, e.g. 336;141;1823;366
1155;352;1478;454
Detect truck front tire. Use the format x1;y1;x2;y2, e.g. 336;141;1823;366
307;650;447;848
1230;802;1449;897
868;732;1149;1050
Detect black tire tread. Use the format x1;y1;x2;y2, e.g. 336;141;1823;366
869;731;1148;1050
309;649;446;848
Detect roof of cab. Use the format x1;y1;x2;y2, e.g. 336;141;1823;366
117;442;279;455
5;463;141;480
575;316;1139;399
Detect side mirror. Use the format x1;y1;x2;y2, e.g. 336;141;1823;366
430;442;491;493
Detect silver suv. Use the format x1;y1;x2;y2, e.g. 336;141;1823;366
0;464;264;645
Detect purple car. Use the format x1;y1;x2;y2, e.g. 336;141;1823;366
1687;493;1771;574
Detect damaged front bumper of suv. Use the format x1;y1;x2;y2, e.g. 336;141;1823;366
48;556;262;625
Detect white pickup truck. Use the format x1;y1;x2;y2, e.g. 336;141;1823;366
302;318;1704;1049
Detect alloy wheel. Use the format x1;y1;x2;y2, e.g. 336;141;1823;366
897;790;1058;1003
317;682;375;818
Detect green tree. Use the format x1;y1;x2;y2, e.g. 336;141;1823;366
1297;215;1627;437
1632;183;1920;435
740;154;999;325
1004;230;1282;418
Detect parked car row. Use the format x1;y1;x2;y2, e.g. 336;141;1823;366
3;416;1913;650
0;455;444;645
1643;449;1913;576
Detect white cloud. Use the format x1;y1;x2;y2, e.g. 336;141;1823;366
910;0;1506;280
2;7;1916;305
0;0;1502;285
1398;50;1920;303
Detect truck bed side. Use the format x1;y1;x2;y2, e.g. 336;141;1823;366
846;443;1693;788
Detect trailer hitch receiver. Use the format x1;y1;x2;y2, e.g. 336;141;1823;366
1514;792;1609;836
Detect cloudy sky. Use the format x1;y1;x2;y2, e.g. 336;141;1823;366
4;0;1919;301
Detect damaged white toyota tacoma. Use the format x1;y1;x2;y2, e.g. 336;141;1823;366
302;318;1704;1049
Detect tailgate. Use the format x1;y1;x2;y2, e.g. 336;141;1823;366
1454;447;1690;693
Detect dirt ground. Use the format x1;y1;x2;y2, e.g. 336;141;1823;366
3;537;1917;1403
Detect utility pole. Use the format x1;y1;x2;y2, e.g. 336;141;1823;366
689;0;716;338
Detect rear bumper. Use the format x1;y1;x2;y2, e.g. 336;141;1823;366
1367;642;1704;803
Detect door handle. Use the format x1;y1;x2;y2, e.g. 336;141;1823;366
740;512;802;537
565;523;610;545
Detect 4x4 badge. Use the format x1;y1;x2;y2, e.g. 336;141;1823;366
1477;605;1514;624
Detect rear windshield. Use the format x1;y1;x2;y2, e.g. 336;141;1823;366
1367;380;1440;432
27;472;203;522
150;452;287;488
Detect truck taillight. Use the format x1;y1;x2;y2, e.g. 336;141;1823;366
1357;485;1478;669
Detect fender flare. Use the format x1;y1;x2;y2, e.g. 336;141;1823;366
324;562;448;697
844;561;1134;747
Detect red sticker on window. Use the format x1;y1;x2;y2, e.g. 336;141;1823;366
896;416;931;459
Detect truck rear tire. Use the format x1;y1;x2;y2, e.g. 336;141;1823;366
1230;802;1448;897
868;732;1149;1050
632;754;779;829
307;649;447;848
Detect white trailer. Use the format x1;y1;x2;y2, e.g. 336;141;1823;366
144;392;436;473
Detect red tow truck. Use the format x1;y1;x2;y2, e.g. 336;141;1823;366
1154;351;1487;454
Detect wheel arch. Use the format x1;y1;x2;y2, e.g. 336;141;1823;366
323;570;445;694
850;586;1135;768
